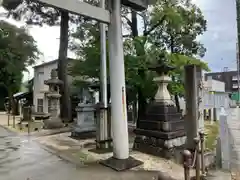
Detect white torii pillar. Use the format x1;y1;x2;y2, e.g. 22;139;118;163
100;0;142;170
108;0;129;159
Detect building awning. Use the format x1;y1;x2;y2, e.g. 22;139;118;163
5;91;32;100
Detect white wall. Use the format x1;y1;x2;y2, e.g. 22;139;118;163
207;79;225;92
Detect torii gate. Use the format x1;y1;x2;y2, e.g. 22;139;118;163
0;0;156;170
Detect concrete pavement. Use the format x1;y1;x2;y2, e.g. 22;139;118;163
0;125;159;180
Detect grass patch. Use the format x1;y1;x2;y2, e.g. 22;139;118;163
72;150;96;163
204;121;219;151
3;125;23;133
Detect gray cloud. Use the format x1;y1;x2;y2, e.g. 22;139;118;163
196;0;237;72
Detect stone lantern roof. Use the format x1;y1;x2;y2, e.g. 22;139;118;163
44;69;63;86
148;54;175;75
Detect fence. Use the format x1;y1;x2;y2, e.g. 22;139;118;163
219;107;240;171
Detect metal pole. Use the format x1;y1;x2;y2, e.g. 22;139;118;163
236;0;240;105
108;0;129;159
182;150;192;180
194;137;201;180
99;0;109;149
100;0;108;108
237;43;240;105
199;131;206;176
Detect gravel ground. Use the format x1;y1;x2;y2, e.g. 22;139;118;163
35;132;191;180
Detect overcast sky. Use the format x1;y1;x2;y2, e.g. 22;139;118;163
194;0;237;72
0;0;238;80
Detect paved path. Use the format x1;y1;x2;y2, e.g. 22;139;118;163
0;125;159;180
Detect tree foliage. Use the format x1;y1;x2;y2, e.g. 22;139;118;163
5;0;83;120
68;0;209;117
0;20;39;92
0;20;39;111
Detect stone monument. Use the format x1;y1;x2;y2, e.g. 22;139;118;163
44;69;64;129
133;55;186;159
71;103;96;137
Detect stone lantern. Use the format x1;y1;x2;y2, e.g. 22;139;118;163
44;69;64;129
133;54;186;159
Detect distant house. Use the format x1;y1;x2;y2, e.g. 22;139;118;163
33;58;97;115
205;70;239;93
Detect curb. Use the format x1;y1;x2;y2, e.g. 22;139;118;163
31;127;71;137
0;125;71;137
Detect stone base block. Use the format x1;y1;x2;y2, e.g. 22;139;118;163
100;156;143;171
71;126;96;134
133;135;186;161
43;117;64;129
71;126;96;139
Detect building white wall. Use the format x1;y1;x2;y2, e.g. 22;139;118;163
204;77;225;92
207;79;225;92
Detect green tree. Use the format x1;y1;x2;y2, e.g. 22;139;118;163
69;0;209;122
4;0;84;121
146;0;207;111
0;20;39;112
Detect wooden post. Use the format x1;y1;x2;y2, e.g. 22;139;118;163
7;110;10;126
28;106;31;135
184;65;199;150
13;113;15;128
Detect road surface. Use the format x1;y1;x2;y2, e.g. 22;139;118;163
0;125;158;180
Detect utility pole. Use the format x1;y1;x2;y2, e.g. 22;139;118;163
237;43;240;105
236;0;240;105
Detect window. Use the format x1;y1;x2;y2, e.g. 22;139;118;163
37;72;44;88
37;99;43;112
232;76;238;80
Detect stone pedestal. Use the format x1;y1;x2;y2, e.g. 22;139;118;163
133;57;186;159
71;103;96;137
133;102;186;159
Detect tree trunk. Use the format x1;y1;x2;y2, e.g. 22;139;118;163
170;36;180;112
131;10;138;37
8;91;15;115
172;76;181;112
133;99;138;124
58;11;71;122
174;94;180;112
131;10;147;125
